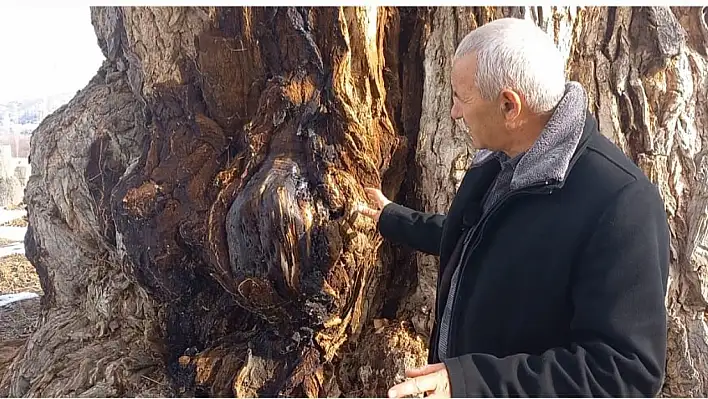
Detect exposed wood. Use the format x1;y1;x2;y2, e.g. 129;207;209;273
1;6;706;398
2;7;417;397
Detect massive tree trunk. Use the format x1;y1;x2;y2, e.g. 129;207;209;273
567;7;708;396
0;6;706;398
0;7;431;397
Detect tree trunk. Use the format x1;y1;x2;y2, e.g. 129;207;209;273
0;6;706;398
567;7;708;396
0;6;429;397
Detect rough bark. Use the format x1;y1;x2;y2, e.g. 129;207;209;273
1;6;424;397
0;61;168;397
567;6;708;396
1;5;707;398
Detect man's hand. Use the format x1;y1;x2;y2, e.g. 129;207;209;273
388;363;451;398
355;187;392;223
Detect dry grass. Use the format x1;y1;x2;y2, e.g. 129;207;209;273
0;254;40;295
0;216;28;228
4;203;26;211
0;252;42;376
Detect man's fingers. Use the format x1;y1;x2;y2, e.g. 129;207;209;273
364;187;379;199
365;193;382;208
358;206;379;219
405;363;445;378
353;202;381;222
388;374;439;398
364;187;386;208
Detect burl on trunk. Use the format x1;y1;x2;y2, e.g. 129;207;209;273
1;6;708;399
1;7;427;398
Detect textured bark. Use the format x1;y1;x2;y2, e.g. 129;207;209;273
567;6;708;397
1;6;423;397
1;5;707;398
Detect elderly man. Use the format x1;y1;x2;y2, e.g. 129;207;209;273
357;18;669;397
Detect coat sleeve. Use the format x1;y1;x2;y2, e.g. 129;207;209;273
376;202;446;256
443;180;670;397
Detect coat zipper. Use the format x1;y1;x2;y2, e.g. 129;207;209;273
444;179;559;357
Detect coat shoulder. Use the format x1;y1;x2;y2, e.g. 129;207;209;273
568;133;657;198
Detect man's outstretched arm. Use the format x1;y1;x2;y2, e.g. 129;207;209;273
388;180;670;398
357;187;446;256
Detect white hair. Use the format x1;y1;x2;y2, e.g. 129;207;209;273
454;18;566;114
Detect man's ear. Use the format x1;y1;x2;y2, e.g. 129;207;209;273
499;89;522;120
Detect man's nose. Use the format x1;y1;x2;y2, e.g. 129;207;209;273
450;106;460;120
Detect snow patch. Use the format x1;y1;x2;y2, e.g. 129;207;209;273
0;292;38;307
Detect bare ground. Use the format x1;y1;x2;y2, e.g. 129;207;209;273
0;297;40;342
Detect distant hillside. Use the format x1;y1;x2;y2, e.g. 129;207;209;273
0;92;75;135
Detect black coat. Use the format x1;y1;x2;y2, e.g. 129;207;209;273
378;112;670;397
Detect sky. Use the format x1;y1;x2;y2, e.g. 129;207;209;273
0;6;105;103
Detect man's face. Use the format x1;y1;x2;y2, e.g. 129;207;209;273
450;54;506;152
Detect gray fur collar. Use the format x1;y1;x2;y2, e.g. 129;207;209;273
472;81;588;189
